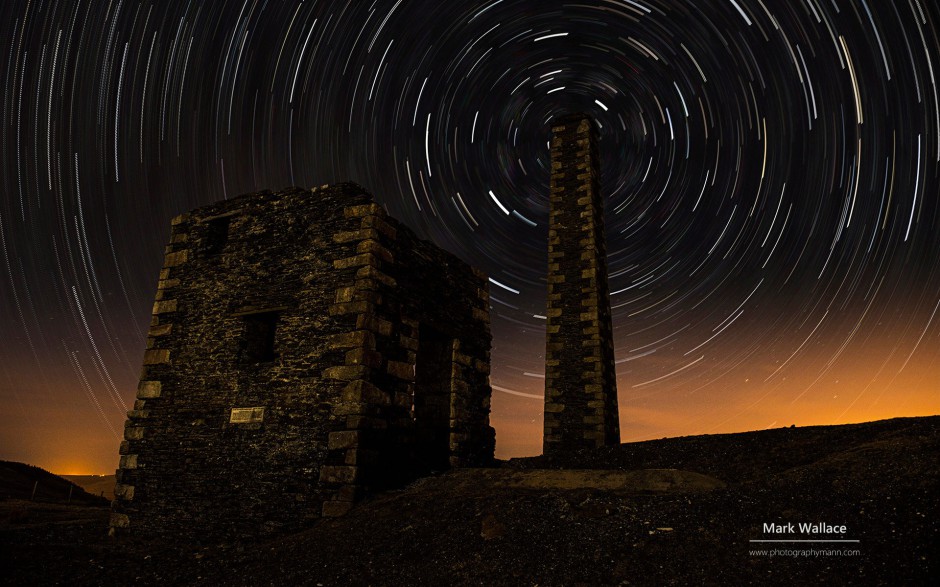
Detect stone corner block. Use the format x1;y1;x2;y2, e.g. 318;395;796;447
163;250;189;267
109;512;130;528
142;349;170;365
321;500;355;517
137;380;162;398
319;465;359;484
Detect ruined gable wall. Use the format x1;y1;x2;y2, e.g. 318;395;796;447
112;185;372;540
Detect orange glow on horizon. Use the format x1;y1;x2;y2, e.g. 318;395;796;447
490;339;939;459
1;323;936;473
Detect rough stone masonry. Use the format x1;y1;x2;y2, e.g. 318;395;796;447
543;114;620;454
110;183;494;542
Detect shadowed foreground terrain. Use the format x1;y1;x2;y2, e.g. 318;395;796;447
2;416;937;585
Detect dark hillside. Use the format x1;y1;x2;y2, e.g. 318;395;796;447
1;416;936;585
0;461;109;505
513;416;940;482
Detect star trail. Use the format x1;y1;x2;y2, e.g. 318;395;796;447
1;0;938;473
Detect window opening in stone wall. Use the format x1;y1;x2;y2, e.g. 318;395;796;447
412;325;453;471
240;311;280;364
204;216;231;255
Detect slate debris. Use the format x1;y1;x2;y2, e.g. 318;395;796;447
1;416;936;585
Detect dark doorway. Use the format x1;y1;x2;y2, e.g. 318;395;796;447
412;325;452;471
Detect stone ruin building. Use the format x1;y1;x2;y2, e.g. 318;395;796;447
543;113;621;453
110;183;494;540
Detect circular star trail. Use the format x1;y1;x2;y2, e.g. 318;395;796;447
1;0;938;471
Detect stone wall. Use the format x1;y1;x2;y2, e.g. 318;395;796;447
110;183;493;541
317;194;495;516
543;114;620;454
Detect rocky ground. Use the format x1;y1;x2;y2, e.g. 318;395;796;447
2;416;937;585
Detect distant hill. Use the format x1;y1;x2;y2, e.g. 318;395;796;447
0;461;109;505
62;474;116;501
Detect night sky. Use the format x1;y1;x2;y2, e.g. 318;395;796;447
1;0;938;475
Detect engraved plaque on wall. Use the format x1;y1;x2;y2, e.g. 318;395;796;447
230;406;265;424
